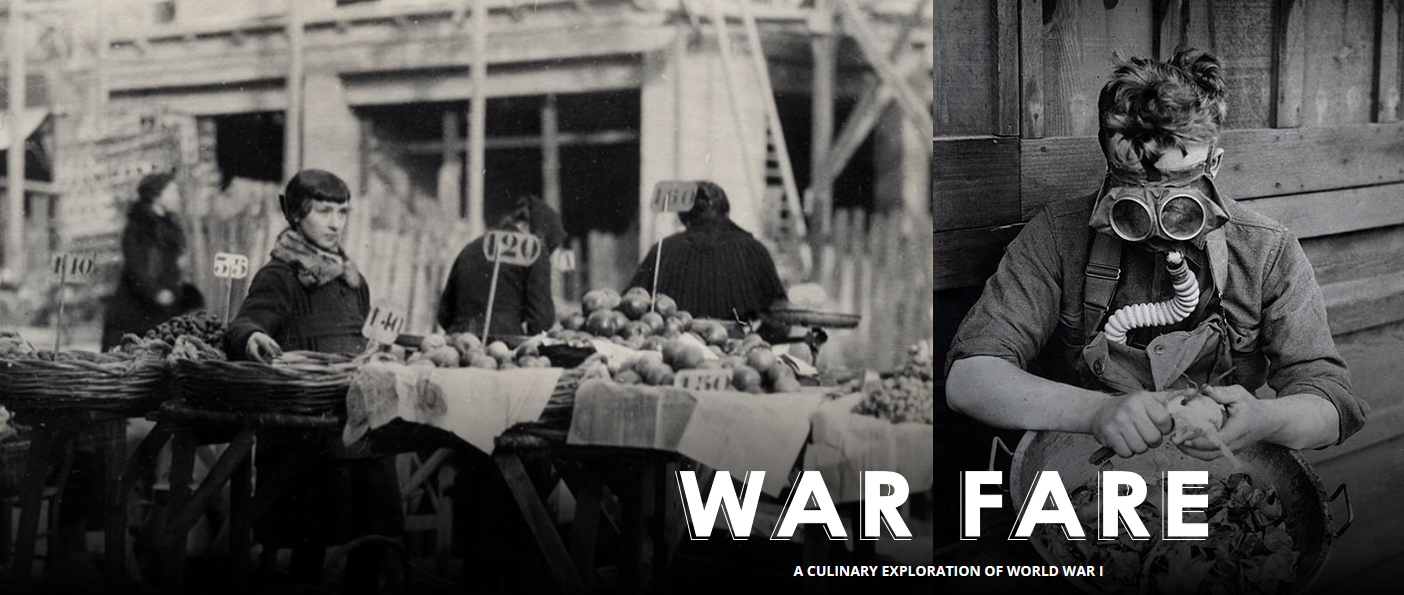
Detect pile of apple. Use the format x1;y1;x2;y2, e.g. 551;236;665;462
404;332;553;370
554;287;731;353
552;287;802;393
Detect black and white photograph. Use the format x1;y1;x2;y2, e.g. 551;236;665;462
936;1;1403;594
0;0;936;594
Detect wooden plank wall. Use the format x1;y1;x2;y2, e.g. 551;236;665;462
935;0;1404;586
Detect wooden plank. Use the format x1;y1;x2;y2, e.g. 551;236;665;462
1019;0;1044;138
934;224;1024;291
1205;0;1277;129
1275;0;1308;127
1299;0;1377;126
1155;0;1185;59
935;0;995;135
1378;0;1402;122
1039;0;1154;137
1247;183;1404;239
1021;122;1404;218
1302;223;1404;286
994;0;1020;136
933;136;1020;232
1322;270;1404;335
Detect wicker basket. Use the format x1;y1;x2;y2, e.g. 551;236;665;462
0;356;174;412
175;354;359;416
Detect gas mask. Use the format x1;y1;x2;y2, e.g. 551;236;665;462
1089;153;1230;246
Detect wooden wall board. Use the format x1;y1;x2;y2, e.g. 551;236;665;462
1246;183;1404;239
1021;122;1404;218
1275;0;1309;127
1377;0;1402;122
934;0;997;135
934;224;1024;291
1039;0;1155;137
995;0;1021;136
1300;0;1379;126
1322;270;1404;335
1302;224;1404;286
1019;0;1045;138
934;136;1021;232
1207;0;1277;129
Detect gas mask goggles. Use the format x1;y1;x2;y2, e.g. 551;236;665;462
1090;156;1229;244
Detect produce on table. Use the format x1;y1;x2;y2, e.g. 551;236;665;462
851;341;934;424
144;311;228;348
392;331;554;370
1038;472;1300;595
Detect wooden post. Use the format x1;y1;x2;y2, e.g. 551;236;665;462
833;0;930;135
1275;0;1307;128
467;0;489;239
709;2;763;210
541;94;561;214
739;0;806;238
283;1;304;180
1376;0;1401;122
441;110;462;218
810;0;835;234
6;0;26;277
1019;0;1045;138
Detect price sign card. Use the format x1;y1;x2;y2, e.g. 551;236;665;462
651;181;697;213
361;305;406;345
212;252;251;279
50;252;96;284
483;230;543;267
551;249;577;272
673;369;733;392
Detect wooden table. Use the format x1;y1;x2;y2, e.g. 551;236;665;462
1;405;146;595
108;400;343;595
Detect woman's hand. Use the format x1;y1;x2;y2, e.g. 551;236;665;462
246;332;283;363
155;289;175;307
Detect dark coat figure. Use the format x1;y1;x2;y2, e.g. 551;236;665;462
438;195;565;336
628;181;788;322
101;174;196;350
225;170;402;589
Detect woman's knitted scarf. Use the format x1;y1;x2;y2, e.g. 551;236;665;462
271;228;363;289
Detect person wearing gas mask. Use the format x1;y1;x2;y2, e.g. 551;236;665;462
945;49;1368;464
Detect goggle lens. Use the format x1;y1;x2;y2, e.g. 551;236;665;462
1110;198;1155;242
1160;194;1207;240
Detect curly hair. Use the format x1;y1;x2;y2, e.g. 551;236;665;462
1098;48;1227;173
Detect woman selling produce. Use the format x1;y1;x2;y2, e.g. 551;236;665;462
437;194;565;336
101;173;202;350
225;169;402;590
628;180;789;338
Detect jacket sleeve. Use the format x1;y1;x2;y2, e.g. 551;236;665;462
1260;230;1369;445
226;266;294;360
523;259;556;334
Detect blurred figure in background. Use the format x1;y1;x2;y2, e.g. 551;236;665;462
101;172;202;351
628;180;790;340
438;194;566;337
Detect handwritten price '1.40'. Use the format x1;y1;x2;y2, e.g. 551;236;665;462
361;305;406;345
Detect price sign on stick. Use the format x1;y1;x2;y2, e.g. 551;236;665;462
551;249;577;272
361;305;406;347
674;369;732;392
49;252;95;352
212;252;250;279
213;252;251;323
481;230;543;344
648;181;698;312
483;230;543;267
50;252;95;283
651;181;697;213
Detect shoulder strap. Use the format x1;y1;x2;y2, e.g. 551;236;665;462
1083;232;1123;343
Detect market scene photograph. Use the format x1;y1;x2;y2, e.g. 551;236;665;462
936;1;1404;594
0;0;936;594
